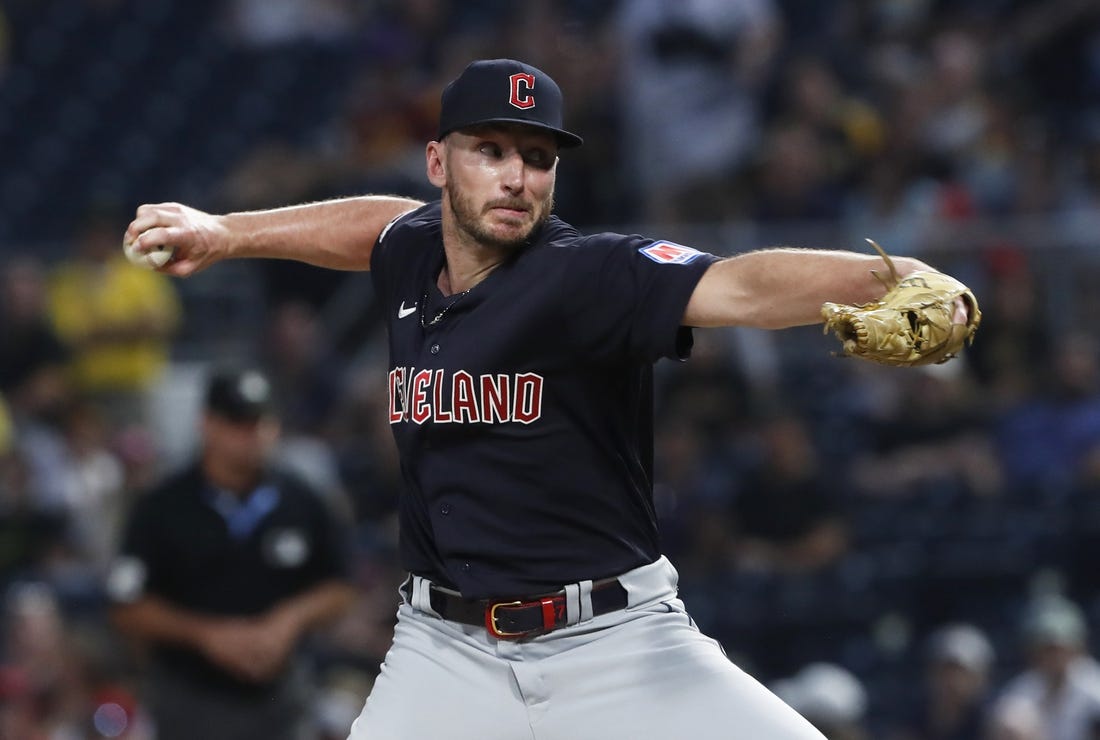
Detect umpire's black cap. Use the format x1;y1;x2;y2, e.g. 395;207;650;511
437;59;583;148
204;366;275;422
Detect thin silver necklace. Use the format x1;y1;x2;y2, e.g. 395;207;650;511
420;285;472;328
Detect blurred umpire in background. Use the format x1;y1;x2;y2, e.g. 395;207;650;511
106;366;356;740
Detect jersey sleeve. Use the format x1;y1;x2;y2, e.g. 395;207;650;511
565;234;720;363
370;202;439;317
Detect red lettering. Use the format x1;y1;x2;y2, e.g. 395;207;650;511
388;368;403;424
513;373;543;424
481;374;511;423
402;368;414;422
388;368;545;426
432;369;453;423
411;370;432;424
452;371;480;423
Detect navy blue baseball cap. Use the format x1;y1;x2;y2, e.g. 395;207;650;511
437;59;583;148
204;367;275;422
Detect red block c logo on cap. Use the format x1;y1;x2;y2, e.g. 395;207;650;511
509;73;535;110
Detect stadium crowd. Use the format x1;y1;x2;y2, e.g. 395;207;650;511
2;0;1100;737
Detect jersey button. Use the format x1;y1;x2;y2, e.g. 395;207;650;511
430;343;440;355
461;562;471;572
439;503;451;516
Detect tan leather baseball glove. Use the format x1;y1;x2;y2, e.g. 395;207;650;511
821;240;981;367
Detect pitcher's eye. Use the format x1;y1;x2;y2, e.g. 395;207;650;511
524;148;554;169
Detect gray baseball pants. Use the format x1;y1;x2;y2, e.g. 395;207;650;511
349;556;825;739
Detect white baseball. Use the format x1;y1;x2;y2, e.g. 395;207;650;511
123;237;175;270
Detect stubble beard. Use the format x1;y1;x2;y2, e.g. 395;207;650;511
448;187;554;250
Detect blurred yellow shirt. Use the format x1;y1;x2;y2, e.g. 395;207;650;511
48;256;181;393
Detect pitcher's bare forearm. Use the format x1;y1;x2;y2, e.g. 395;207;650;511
683;248;933;329
126;196;423;276
221;197;423;268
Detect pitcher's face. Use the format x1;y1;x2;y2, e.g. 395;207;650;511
428;124;558;249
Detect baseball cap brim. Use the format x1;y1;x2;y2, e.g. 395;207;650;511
440;117;583;148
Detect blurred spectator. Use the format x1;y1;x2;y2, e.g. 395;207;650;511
656;329;753;443
56;399;126;574
967;244;1049;409
221;0;362;48
254;299;353;517
262;300;342;437
0;257;128;578
0;257;72;426
106;366;356;740
1059;134;1100;240
0;582;92;737
650;331;750;572
652;416;732;575
760;55;885;225
0;580;155;739
0;663;43;740
844;24;1003;248
985;695;1047;740
729;411;849;573
919;29;994;167
843;150;945;257
993;594;1100;740
46;203;181;429
328;364;403;526
0;411;67;589
889;622;997;740
773;55;886;172
995;331;1100;497
1004;0;1100;142
773;661;869;740
851;365;1001;501
750;120;846;223
614;0;782;223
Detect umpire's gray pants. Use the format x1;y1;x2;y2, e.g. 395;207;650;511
147;661;315;740
349;556;824;739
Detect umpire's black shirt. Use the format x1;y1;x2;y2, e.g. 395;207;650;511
108;463;351;695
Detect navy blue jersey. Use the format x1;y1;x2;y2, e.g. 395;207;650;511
371;202;719;599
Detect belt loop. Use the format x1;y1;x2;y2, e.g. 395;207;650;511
563;580;595;625
564;583;581;625
578;579;594;622
411;576;441;618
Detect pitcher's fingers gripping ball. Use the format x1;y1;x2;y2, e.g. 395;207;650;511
821;239;981;367
123;234;175;270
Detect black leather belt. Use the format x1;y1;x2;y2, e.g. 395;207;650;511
402;577;629;639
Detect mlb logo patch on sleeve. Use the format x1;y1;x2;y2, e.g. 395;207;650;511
639;241;704;265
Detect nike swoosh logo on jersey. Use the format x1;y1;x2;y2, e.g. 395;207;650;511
398;301;417;319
